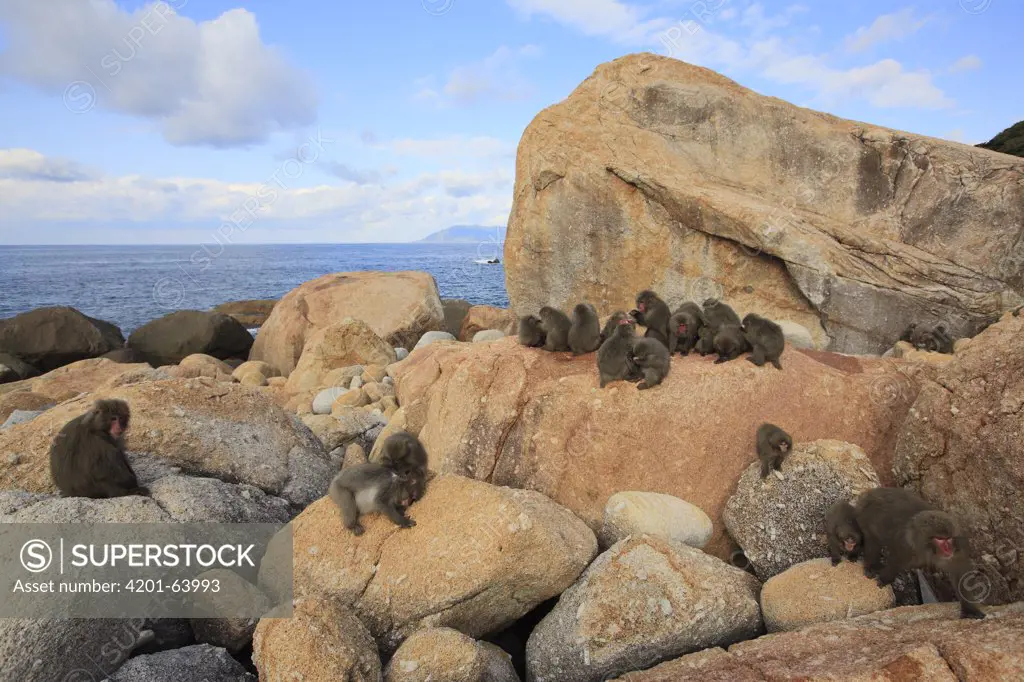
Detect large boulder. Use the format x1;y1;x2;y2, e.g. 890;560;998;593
895;311;1024;601
0;618;149;681
526;535;763;682
459;305;518;341
599;491;712;550
614;603;1024;680
262;475;596;653
0;378;332;508
760;558;894;632
250;271;445;375
0;306;124;371
392;338;923;558
384;628;519;682
2;357;153;402
253;598;381;681
0;392;54;423
127;310;254;366
505;53;1024;354
284;318;396;394
723;440;881;580
108;644;255;681
212;299;278;328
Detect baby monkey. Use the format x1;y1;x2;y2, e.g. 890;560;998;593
329;463;417;536
825;500;862;565
756;423;792;479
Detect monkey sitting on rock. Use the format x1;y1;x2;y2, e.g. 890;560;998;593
597;315;642;388
825;500;863;566
667;302;704;356
517;314;546;348
631;290;671;348
755;423;791;479
742;313;785;369
49;398;149;499
568;303;602;355
900;322;954;354
538;306;572;352
599;311;630;344
853;487;986;619
631;337;670;390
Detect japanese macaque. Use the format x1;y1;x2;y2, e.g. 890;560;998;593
742;313;784;369
518;314;546;347
599;311;630;344
713;324;750;363
900;323;954;354
668;302;704;355
702;298;741;331
631;290;671;347
825;500;862;565
568;303;602;355
539;306;572;352
756;423;792;479
373;431;429;505
632;337;670;390
854;487;986;619
597;316;642;388
329;463;417;536
49;399;149;499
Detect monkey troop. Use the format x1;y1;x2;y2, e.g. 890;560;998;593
516;290;788;388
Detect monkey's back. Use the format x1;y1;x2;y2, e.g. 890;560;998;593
855;488;932;545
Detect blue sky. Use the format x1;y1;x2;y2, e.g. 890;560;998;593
0;0;1019;244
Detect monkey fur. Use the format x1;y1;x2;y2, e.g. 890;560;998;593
756;423;792;479
518;314;546;348
742;313;785;369
854;487;985;619
631;337;670;390
568;303;602;355
695;325;716;356
373;431;429;505
712;324;750;363
667;302;704;355
825;500;863;565
599;311;630;344
597;316;642;388
329;463;417;536
901;322;954;354
538;306;572;352
49;398;149;499
702;298;741;331
632;290;671;348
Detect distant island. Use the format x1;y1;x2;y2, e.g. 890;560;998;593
418;225;507;244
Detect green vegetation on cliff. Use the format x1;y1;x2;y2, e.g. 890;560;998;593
977;120;1024;157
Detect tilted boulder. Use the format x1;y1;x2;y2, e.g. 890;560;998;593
384;628;519;682
723;440;881;580
284;318;396;394
0;618;150;682
599;491;712;549
0;378;332;508
0;306;125;372
392;338;922;559
127;310;254;366
895;311;1024;601
108;644;255;681
250;271;445;375
261;475;596;653
459;305;517;341
505;53;1024;354
211;299;278;328
0;357;152;402
526;535;763;682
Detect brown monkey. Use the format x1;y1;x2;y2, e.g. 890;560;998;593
49;399;149;499
854;487;985;619
568;303;602;355
713;324;750;363
901;322;954;354
329;463;416;536
742;313;784;369
518;314;546;347
631;290;671;347
632;337;670;390
702;298;741;331
538;306;572;352
756;423;792;479
667;302;704;355
695;325;716;356
597;316;642;388
373;431;429;504
599;311;629;344
825;500;862;565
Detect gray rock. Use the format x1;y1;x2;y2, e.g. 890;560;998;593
148;476;292;524
526;536;763;682
0;351;39;383
190;570;271;654
0;618;147;681
108;643;255;681
599;491;713;550
394;347;409;361
1;410;45;430
312;386;348;415
722;440;880;581
349;374;363;390
441;298;472;338
382;375;395;386
0;494;172;523
777;320;816;350
472;329;506;343
0;490;51;516
413;331;456;350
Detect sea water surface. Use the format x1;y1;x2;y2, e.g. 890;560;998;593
0;243;508;334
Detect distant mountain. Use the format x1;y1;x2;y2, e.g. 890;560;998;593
977;120;1024;157
418;225;506;244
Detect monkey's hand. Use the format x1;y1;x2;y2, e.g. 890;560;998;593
349;524;365;536
713;357;728;364
961;603;986;619
637;381;651;390
830;556;841;567
399;518;416;529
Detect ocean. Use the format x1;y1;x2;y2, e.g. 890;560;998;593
0;243;509;335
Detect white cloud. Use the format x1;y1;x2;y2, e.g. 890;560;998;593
845;8;929;53
0;148;512;243
415;45;541;107
0;149;100;182
381;135;515;161
949;55;983;74
0;0;317;147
